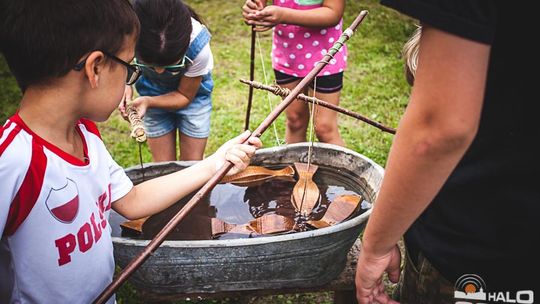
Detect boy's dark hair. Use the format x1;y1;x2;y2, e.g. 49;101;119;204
0;0;140;92
134;0;207;66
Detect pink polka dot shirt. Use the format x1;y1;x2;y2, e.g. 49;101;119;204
271;0;348;78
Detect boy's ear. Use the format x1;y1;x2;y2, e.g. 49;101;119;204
84;51;105;89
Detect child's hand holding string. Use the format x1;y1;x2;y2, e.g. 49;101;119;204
242;0;274;32
242;0;264;22
130;96;151;118
247;6;284;31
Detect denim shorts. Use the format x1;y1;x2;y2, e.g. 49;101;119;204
143;102;212;139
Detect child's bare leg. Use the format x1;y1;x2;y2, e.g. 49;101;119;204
179;132;207;161
148;131;177;161
308;88;345;146
283;80;310;144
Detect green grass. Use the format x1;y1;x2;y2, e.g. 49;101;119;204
0;0;416;168
1;0;415;303
0;56;20;123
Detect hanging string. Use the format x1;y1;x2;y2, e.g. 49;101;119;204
306;52;336;163
138;143;145;182
306;77;317;169
298;76;319;217
256;32;282;146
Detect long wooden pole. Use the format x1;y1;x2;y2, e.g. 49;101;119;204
239;79;396;134
244;26;256;131
93;10;368;304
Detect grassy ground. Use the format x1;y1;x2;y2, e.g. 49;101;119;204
0;0;415;303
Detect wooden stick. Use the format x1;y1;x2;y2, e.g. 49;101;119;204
127;105;147;143
244;26;256;131
93;10;368;304
239;79;396;134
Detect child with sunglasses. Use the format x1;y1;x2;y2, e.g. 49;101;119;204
120;0;215;161
0;0;261;302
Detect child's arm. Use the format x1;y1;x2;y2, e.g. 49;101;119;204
112;131;262;220
245;0;344;30
130;76;203;117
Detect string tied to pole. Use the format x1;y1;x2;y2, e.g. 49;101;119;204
239;79;396;134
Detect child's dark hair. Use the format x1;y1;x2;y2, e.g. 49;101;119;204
0;0;140;92
134;0;207;66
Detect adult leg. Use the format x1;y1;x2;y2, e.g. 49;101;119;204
147;131;177;161
179;132;207;161
307;88;345;146
282;80;310;144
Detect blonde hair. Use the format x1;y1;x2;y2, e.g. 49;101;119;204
402;25;422;85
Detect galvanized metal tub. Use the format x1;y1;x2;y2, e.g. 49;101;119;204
111;142;383;294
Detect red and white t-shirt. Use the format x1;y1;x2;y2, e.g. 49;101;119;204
0;114;133;304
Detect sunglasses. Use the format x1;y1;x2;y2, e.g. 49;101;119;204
74;50;142;85
133;57;189;73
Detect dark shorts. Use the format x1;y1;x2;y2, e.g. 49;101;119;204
274;70;343;94
395;245;455;304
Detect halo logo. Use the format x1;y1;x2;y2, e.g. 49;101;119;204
454;274;487;301
454;274;534;304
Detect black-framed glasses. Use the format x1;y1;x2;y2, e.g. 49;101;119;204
74;50;142;85
133;57;190;73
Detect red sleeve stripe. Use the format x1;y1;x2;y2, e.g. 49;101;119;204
0;122;21;157
79;118;102;139
3;138;48;236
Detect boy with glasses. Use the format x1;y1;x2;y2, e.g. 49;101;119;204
73;50;142;86
0;0;261;303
